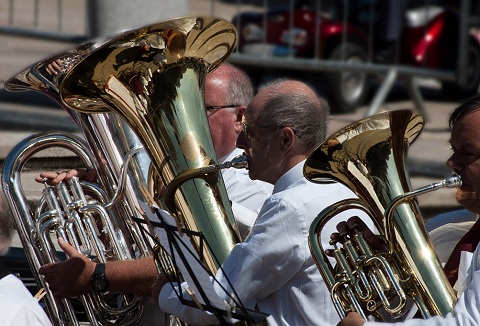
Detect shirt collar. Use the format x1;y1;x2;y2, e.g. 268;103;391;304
273;160;306;194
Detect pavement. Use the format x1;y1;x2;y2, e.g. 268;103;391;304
0;9;469;253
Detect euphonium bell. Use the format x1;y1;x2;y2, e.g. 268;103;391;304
59;17;240;279
304;109;460;322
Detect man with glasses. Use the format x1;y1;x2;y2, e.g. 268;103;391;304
36;62;272;326
336;94;480;325
155;79;371;325
204;62;273;237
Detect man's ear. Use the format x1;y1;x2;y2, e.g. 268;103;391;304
235;106;246;122
279;127;296;151
234;106;247;133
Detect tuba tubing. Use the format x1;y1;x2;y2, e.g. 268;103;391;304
3;37;151;324
59;16;240;278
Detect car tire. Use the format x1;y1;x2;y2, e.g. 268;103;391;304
324;43;369;113
441;38;480;100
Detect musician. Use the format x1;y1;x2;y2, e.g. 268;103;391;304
36;62;272;325
338;94;480;325
153;79;373;325
0;189;52;325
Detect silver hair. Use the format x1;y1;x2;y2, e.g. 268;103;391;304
221;62;254;108
257;79;330;151
0;190;14;256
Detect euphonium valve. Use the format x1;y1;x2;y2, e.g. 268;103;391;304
305;109;460;322
2;27;153;325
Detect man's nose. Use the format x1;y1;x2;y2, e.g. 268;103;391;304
446;154;462;172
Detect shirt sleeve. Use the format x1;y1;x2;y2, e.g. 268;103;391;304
158;197;305;324
9;300;52;326
214;197;307;304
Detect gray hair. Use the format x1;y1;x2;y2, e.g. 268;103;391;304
256;79;330;151
0;190;14;256
217;62;254;107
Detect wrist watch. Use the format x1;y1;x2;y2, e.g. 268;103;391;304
90;263;109;293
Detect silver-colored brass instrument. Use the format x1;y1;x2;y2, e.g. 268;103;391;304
3;37;152;325
304;109;460;322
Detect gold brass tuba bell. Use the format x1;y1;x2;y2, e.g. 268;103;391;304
59;15;240;290
304;109;460;322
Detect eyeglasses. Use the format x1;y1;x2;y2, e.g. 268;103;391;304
206;104;240;111
242;122;297;139
242;122;280;139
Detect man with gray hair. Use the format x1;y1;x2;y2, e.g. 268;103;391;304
154;79;371;325
0;190;52;325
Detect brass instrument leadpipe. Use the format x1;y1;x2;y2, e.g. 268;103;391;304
384;173;462;249
164;154;248;231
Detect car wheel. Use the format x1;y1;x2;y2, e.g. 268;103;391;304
324;43;369;113
441;38;480;100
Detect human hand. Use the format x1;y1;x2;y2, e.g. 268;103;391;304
337;312;366;326
35;168;97;186
38;237;96;298
326;216;384;257
45;59;63;76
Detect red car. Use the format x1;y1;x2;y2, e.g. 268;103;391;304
232;3;480;113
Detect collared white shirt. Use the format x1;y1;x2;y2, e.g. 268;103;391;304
159;161;369;325
0;274;52;326
426;209;478;265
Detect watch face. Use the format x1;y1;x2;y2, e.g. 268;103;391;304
91;263;108;292
92;277;108;292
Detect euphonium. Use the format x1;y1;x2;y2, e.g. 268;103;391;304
304;109;461;322
3;38;153;325
58;16;245;315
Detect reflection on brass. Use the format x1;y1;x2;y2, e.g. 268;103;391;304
305;109;459;322
59;17;239;279
3;38;153;325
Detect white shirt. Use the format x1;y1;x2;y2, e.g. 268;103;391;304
159;161;369;325
426;209;478;265
138;149;272;326
0;274;52;326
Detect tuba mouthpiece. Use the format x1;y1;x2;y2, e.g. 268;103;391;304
443;173;462;188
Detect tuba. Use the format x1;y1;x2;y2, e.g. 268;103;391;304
304;109;461;322
59;16;240;275
3;35;154;324
57;16;264;323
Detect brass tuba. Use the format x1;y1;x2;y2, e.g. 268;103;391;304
57;16;260;322
3;37;153;325
304;109;461;322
